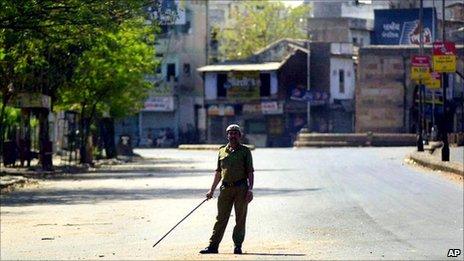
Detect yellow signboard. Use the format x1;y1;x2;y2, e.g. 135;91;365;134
411;67;430;81
423;72;441;89
432;55;456;73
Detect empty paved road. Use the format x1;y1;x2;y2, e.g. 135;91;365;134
1;147;462;260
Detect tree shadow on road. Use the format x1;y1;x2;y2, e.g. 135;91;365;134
44;168;213;181
0;187;322;207
241;253;306;257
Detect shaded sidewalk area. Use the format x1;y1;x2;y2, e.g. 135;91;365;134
1;156;136;193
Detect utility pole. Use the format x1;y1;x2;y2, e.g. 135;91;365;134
306;13;311;132
417;0;424;151
441;0;450;161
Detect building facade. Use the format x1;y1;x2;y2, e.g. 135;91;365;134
115;0;208;147
198;39;356;146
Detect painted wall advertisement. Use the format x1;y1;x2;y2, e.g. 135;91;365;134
372;8;436;45
225;71;260;100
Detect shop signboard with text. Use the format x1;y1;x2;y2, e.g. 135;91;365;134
225;71;260;100
207;105;235;116
143;97;175;112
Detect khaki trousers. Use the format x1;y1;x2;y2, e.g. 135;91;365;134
209;185;248;248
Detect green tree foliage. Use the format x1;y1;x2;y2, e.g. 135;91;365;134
57;18;157;121
0;0;161;162
217;1;310;60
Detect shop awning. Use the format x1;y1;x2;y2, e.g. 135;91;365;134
197;62;282;72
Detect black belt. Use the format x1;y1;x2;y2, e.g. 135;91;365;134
221;178;248;188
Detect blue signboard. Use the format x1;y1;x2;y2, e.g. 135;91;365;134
372;8;437;45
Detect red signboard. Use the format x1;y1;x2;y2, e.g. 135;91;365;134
411;55;431;67
433;41;456;56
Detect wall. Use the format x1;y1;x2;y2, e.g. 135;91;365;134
330;57;355;102
356;45;464;133
309;43;331;93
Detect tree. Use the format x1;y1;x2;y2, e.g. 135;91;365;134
56;18;158;163
0;0;158;165
217;1;310;60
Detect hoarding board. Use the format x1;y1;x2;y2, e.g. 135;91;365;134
372;8;436;45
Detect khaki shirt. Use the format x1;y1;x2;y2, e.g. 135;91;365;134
216;144;254;183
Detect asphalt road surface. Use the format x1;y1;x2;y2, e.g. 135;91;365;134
1;147;463;260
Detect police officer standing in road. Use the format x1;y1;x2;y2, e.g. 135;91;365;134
200;124;254;255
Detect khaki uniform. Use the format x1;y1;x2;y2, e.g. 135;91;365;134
209;144;254;249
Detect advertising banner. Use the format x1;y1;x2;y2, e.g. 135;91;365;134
226;71;260;100
372;8;436;45
432;41;457;73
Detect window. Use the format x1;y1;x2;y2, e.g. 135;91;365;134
217;73;227;97
183;63;191;77
259;73;271;96
339;69;345;94
167;63;176;82
352;37;357;44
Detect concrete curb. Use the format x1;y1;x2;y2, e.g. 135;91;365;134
178;144;256;150
294;133;417;147
407;151;464;176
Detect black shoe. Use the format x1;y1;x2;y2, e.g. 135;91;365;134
234;246;242;254
199;247;218;254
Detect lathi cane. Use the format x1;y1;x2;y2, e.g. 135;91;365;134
152;198;208;248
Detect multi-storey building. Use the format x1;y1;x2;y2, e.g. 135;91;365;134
115;0;208;147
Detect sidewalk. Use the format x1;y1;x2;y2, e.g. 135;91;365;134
407;144;464;176
0;155;138;193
